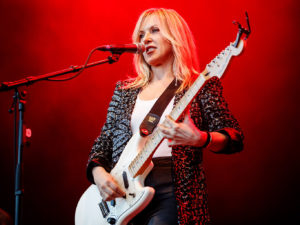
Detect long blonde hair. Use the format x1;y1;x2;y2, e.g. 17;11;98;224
126;8;199;92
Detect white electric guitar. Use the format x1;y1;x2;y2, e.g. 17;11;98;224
75;14;251;225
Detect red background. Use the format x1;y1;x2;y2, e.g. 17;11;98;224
0;0;299;224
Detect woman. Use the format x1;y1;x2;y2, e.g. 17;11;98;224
87;8;243;225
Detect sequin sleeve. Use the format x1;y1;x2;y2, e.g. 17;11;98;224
198;76;244;154
86;82;123;184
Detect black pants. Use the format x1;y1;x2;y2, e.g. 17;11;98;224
129;157;178;225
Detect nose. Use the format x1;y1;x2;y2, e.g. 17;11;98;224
142;32;152;45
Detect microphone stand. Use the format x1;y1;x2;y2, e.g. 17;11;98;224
0;53;121;225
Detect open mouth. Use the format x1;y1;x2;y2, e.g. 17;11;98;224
146;46;156;54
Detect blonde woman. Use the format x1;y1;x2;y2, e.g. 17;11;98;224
87;8;243;225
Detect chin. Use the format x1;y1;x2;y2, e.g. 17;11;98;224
146;58;161;67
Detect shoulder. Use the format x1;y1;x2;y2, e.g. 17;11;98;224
114;79;140;95
115;78;136;90
195;76;224;102
201;76;223;93
109;79;139;107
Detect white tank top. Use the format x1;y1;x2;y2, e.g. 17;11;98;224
130;95;175;158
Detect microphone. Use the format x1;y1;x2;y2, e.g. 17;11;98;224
96;43;145;54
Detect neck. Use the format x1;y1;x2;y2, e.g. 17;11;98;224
150;58;174;83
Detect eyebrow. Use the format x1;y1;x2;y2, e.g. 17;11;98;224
139;25;159;33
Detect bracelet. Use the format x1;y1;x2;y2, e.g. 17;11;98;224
201;131;211;148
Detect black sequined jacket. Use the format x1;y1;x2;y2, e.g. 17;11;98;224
86;76;244;225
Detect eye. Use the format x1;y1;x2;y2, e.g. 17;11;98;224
138;32;145;40
151;27;160;33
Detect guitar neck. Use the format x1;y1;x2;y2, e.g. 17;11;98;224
128;39;245;177
128;72;210;178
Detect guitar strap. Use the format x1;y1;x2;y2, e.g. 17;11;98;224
139;79;180;137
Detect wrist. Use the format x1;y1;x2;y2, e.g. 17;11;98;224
92;166;106;178
198;131;211;148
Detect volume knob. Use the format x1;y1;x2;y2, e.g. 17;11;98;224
107;217;116;224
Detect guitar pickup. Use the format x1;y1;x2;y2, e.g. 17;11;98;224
99;200;109;218
122;171;129;189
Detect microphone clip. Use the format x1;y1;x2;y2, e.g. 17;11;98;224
108;53;121;64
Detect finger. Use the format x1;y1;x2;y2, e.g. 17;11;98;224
158;123;169;130
159;125;171;133
99;187;113;201
162;132;173;139
162;116;173;128
102;193;115;202
167;139;177;147
99;191;108;201
158;124;172;134
167;117;182;132
183;113;190;123
166;115;175;122
159;127;175;139
165;115;177;126
103;186;122;201
108;181;126;196
161;119;172;128
102;185;115;196
114;185;126;197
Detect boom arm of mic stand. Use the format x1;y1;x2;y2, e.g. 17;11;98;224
0;53;121;92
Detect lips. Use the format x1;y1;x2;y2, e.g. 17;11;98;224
145;46;156;54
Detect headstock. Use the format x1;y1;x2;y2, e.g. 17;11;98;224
204;12;251;78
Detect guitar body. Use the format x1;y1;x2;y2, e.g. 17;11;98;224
75;133;155;225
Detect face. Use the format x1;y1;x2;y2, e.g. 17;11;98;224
138;15;173;67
